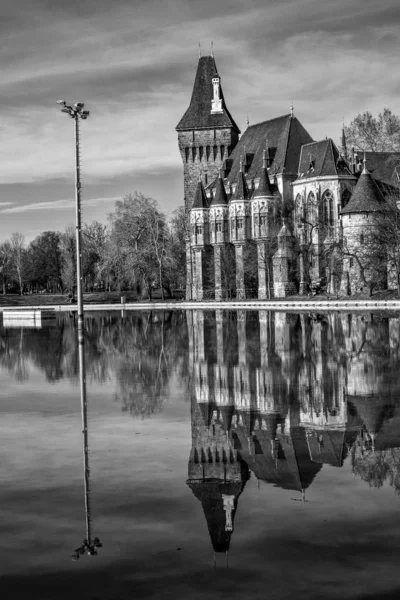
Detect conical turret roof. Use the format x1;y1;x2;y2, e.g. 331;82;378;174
254;152;274;198
192;179;208;209
232;162;250;201
187;480;246;553
341;161;386;214
176;56;240;132
210;171;228;206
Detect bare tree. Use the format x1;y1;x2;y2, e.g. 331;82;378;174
345;108;400;152
10;232;26;295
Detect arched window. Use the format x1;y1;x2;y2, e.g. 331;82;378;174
192;147;196;162
341;188;351;209
213;145;218;161
295;193;303;227
322;190;334;227
185;147;190;162
199;146;204;161
307;191;316;223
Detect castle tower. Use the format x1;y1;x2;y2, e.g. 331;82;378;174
230;161;251;300
252;150;282;299
209;170;230;300
340;157;387;295
190;179;210;300
176;55;240;216
187;311;248;555
272;221;297;297
177;55;240;299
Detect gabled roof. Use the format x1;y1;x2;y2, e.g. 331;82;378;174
224;114;313;186
210;173;229;206
295;138;354;180
192;179;209;209
176;56;240;132
341;165;387;214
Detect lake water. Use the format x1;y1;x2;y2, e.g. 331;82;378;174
2;309;400;600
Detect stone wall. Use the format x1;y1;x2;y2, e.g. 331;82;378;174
178;128;239;215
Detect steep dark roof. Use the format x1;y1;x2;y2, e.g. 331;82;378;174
224;114;313;186
176;56;240;132
233;168;250;200
363;151;400;187
210;173;229;206
187;480;246;552
296;139;354;180
341;167;387;214
192;179;209;209
253;165;274;198
306;429;346;467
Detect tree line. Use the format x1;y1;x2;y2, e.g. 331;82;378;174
0;193;187;299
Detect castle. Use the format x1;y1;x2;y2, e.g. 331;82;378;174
187;309;400;554
176;54;400;299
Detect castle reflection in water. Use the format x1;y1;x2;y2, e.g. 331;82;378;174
186;310;400;554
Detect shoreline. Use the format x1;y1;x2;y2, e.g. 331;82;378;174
1;299;400;312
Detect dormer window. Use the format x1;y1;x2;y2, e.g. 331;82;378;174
211;76;223;113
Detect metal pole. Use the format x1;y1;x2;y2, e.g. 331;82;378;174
79;332;92;544
75;116;84;332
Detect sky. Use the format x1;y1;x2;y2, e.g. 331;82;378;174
0;0;399;242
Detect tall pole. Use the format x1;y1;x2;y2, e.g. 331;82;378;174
75;116;84;333
57;101;102;561
79;330;92;544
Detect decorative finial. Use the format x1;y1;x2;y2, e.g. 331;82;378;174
246;114;249;129
198;42;201;58
239;156;243;173
362;152;368;174
211;41;214;58
290;101;294;118
262;149;267;169
218;167;222;179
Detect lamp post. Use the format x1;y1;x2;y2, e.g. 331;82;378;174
56;100;90;333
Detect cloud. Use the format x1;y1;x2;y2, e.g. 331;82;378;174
0;196;120;214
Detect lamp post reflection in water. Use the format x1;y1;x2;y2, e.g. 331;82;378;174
71;330;102;561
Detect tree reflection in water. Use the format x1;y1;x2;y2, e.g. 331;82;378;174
2;308;400;554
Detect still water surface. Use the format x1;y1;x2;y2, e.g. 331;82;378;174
1;309;400;600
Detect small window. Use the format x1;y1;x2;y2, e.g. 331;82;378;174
220;145;225;160
199;146;204;161
237;218;244;230
216;222;222;232
260;215;267;226
196;225;203;235
192;147;196;162
360;233;364;244
185;147;190;162
349;258;354;268
213;145;218;161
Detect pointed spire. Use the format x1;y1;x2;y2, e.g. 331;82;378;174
198;42;201;58
246;115;249;129
233;157;250;200
254;150;274;198
290;101;294;118
192;177;208;209
211;40;214;58
341;119;348;160
211;168;228;206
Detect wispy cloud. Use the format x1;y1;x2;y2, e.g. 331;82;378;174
0;196;120;214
